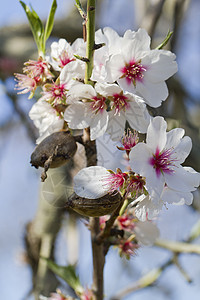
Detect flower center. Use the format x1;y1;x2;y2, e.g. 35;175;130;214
112;93;130;114
120;59;146;86
52;83;66;99
149;147;175;177
91;95;107;114
58;50;75;68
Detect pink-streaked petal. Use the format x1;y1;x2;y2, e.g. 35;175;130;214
64;102;91;129
161;187;193;205
130;142;165;201
74;166;110;199
90;110;109;140
146;116;167;152
164;166;200;193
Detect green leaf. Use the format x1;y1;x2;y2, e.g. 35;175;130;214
45;258;83;293
43;0;57;46
19;1;44;52
156;30;173;50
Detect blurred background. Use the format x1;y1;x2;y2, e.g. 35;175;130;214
0;0;200;299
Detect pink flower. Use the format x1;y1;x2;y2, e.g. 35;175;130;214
80;288;94;300
103;168;128;193
117;129;139;157
118;238;139;259
23;57;53;80
117;214;135;231
41;82;68;106
14;73;37;99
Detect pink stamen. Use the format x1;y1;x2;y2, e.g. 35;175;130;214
127;174;145;195
91;95;106;113
149;147;175;177
58;50;75;68
120;59;146;86
112;93;130;114
118;129;139;157
103;171;128;193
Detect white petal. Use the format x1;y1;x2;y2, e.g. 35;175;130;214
164;166;200;192
136;79;169;107
173;136;192;164
60;60;85;85
165;128;185;149
106;110;126;140
95;82;122;97
125;95;151;133
67;83;96;101
64;102;92;129
134;220;160;245
146;116;167;152
74;166;110;199
161;187;193;205
106;54;125;82
134;194;163;221
90;110;109;140
144;49;177;82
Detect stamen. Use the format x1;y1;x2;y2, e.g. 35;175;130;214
120;59;146;86
149;147;176;177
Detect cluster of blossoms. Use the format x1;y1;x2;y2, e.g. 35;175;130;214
99;211;159;259
15;27;177;143
15;26;200;242
74;116;200;221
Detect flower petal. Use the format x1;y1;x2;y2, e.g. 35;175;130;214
90;110;109;140
64;102;91;129
134;220;160;245
164;166;200;192
125;94;151;133
133;194;163;221
161;187;193;205
146;116;167;152
74;166;110;199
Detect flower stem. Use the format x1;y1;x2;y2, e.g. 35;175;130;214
85;0;96;85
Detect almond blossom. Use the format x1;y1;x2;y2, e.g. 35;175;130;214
106;28;178;107
129;116;200;216
64;82;150;140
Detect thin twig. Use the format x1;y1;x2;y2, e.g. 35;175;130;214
96;198;124;243
90;217;105;300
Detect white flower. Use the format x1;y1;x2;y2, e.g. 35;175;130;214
29;99;64;144
129;116;200;206
91;27;123;82
48;38;85;71
64;82;150;140
106;28;178;107
95;82;151;140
